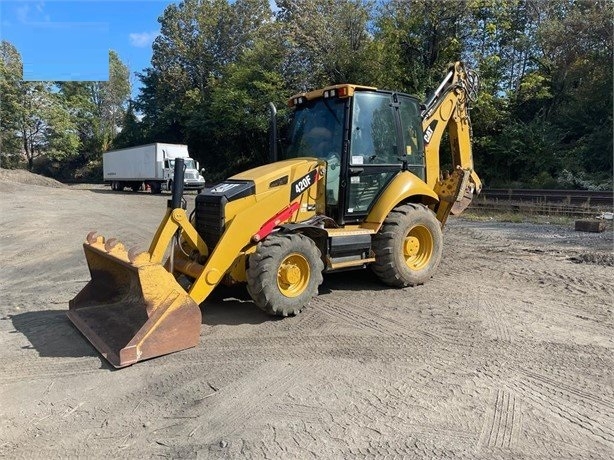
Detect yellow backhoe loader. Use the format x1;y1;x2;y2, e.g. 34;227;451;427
69;61;482;367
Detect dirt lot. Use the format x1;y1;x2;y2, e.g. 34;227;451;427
0;171;612;459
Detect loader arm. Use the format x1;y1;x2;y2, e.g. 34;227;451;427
149;207;209;263
422;62;482;224
146;193;295;306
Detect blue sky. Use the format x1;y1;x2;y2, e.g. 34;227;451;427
0;0;175;94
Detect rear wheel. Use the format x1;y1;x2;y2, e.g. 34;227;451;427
372;203;443;287
247;233;324;316
150;182;162;194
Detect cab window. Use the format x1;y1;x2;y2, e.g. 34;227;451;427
398;95;425;179
350;92;397;165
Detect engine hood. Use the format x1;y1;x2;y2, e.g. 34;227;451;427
229;158;320;196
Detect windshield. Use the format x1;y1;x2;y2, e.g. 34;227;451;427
284;98;345;160
169;158;196;170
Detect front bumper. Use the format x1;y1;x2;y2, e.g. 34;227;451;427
184;180;206;189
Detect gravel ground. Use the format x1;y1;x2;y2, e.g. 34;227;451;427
0;169;612;459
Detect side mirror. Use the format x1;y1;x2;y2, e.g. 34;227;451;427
200;168;205;175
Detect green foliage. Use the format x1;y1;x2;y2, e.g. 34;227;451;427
112;102;145;149
200;36;288;178
56;50;131;160
1;41;80;170
1;43;130;177
373;0;469;96
0;41;24;167
277;0;378;88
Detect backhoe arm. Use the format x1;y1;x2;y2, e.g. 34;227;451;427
421;62;482;224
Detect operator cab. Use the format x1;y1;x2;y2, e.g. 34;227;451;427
283;85;425;224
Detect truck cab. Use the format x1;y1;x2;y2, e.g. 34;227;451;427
163;156;205;192
160;145;205;192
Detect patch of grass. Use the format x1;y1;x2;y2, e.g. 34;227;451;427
461;209;576;226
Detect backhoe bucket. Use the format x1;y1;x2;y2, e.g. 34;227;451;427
451;187;474;215
68;233;201;367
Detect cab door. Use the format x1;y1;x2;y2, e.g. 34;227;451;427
342;92;425;223
342;92;399;223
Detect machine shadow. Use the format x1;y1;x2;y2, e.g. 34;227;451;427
319;268;388;294
201;269;388;326
7;309;105;362
201;284;278;326
6;273;386;363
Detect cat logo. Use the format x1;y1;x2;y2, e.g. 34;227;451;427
423;120;438;145
211;183;240;194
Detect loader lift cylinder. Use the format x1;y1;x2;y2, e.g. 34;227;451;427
170;158;185;209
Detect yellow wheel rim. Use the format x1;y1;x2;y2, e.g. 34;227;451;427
403;225;433;271
277;253;310;297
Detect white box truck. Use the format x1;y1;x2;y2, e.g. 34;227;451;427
103;143;205;194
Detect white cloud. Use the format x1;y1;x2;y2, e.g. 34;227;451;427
129;31;158;48
16;1;49;24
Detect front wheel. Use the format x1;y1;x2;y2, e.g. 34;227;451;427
149;182;162;194
247;233;324;316
372;204;443;287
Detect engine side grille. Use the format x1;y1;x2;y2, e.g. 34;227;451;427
195;194;227;251
194;180;255;252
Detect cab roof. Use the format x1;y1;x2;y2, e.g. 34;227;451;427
288;84;377;107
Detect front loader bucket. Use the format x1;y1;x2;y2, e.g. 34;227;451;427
68;233;201;367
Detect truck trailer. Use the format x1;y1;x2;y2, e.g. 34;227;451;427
103;143;205;194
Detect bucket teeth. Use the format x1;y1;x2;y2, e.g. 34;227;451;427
84;233;149;265
128;246;151;266
102;238;130;262
104;238;119;252
86;231;104;245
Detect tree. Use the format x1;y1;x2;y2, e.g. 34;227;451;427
277;0;377;89
537;0;613;181
136;0;275;164
57;50;131;159
129;0;612;186
202;33;288;177
0;41;23;167
112;101;145;149
0;41;79;170
373;0;470;96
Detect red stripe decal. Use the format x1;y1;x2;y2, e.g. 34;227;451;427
253;202;300;242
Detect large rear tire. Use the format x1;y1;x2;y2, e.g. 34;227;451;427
247;233;324;316
150;182;162;194
372;203;443;287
